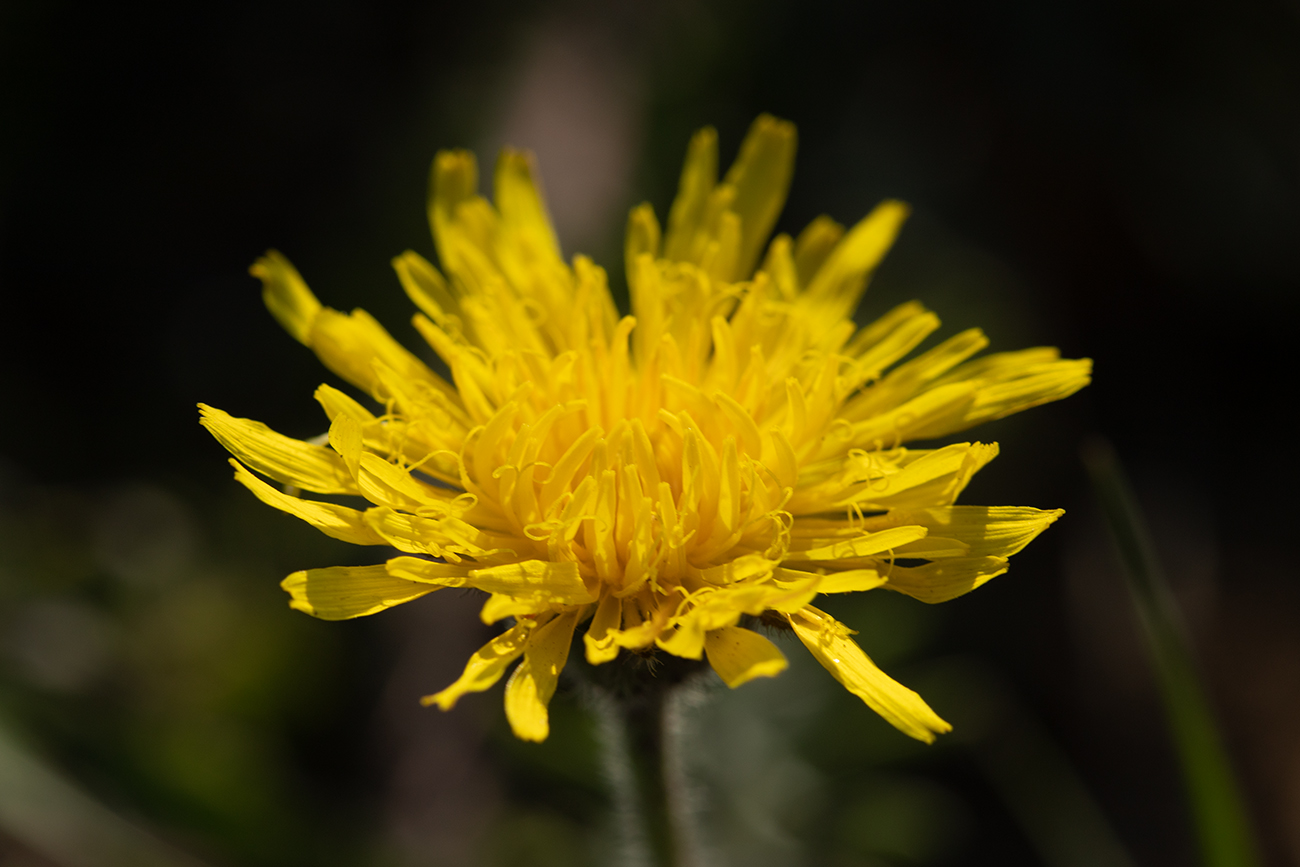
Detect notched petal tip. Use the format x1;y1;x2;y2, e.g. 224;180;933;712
250;249;322;346
431;149;479;199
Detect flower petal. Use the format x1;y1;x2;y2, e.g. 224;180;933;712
789;606;950;743
801;200;910;323
199;404;357;495
252;250;321;344
583;591;624;664
504;610;579;741
386;557;596;605
721;114;797;278
364;507;515;561
422;618;536;710
841;301;940;387
910;355;1093;440
786;525;929;562
663;127;718;264
281;565;439;620
307;306;456;404
775;567;886;594
704;625;788;688
659;575;820;659
481;593;553;625
495;149;562;263
791;442;999;514
230;459;383;546
792;215;844;287
878;506;1064;559
884;556;1010;603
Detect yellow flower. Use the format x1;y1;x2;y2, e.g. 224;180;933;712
200;115;1090;743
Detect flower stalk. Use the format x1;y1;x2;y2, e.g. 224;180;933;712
580;651;711;867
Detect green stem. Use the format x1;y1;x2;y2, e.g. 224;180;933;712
583;657;712;867
588;687;658;867
660;676;710;867
1083;439;1259;867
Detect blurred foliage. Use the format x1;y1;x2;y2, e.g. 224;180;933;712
0;469;388;866
1086;442;1260;867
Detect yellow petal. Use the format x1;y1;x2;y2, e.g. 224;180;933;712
890;536;972;559
882;506;1064;559
470;561;597;604
791;442;1000;515
281;564;438;620
759;233;799;300
199;404;358;495
625;203;661;282
843;328;988;420
663;127;718;263
252;250;321;345
658;576;820;660
789;606;950;742
584;590;624;664
704;625;788;688
422;619;535;710
382;557;478;586
386;557;596;605
392;249;460;328
787;525;929;562
364;508;510;561
721;114;797;277
230;459;383;546
911;356;1094;440
775;567;886;594
480;593;552;625
355;452;443;512
328;412;363;479
495;149;561;261
504;610;579;742
314;383;377;426
429;148;480;277
700;209;742;282
307;306;456;403
884;556;1010;603
801;200;910;322
841;303;942;391
841;383;978;453
792;215;845;288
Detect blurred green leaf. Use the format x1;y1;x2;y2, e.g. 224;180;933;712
1084;439;1259;867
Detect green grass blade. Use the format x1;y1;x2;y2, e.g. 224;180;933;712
1083;439;1258;867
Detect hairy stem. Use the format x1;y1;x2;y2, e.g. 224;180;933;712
661;677;711;867
589;687;657;867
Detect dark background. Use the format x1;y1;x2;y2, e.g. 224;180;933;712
2;0;1298;865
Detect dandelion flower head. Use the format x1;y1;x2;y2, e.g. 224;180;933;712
201;115;1091;742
